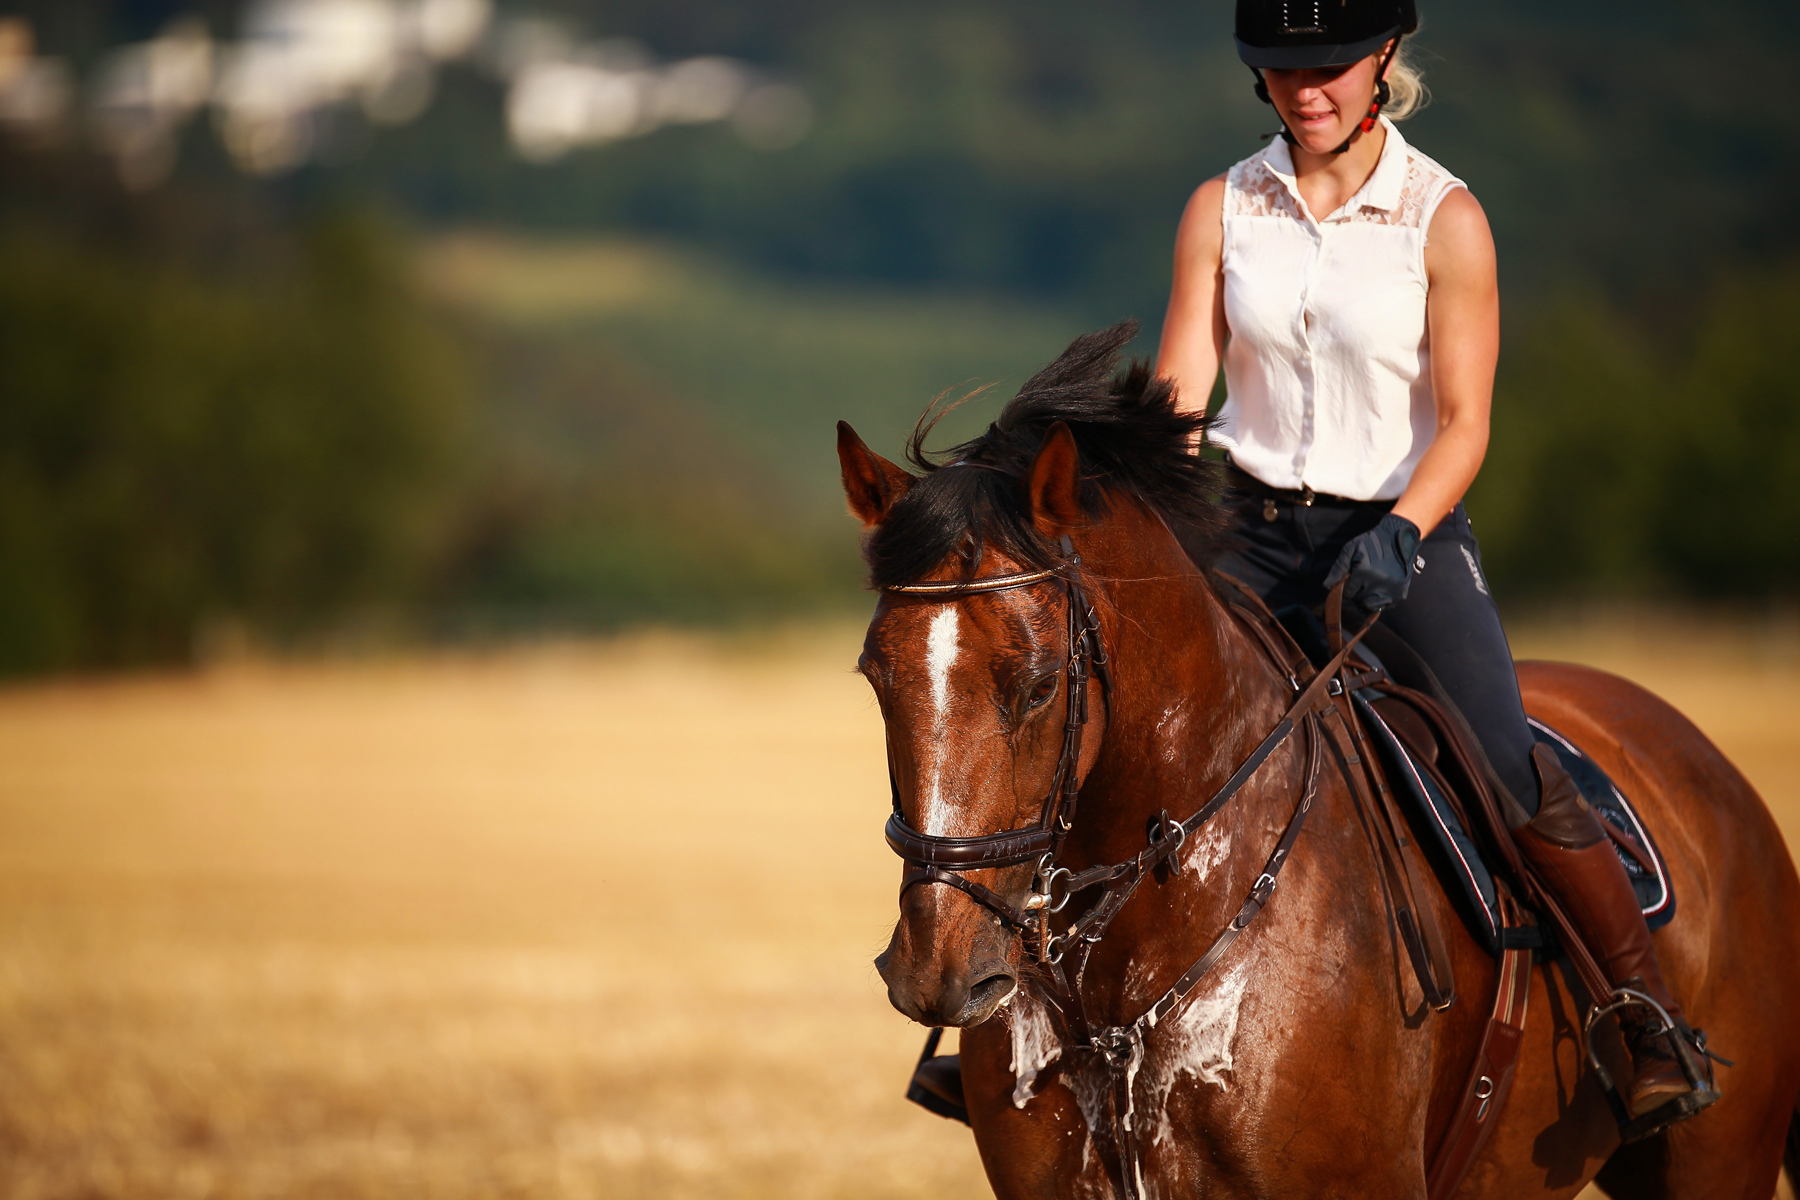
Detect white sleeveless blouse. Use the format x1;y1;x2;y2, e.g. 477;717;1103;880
1210;117;1466;501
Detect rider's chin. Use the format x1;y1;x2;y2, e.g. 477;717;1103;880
1292;113;1339;144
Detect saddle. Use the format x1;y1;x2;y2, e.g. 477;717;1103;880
1251;583;1703;1174
1274;602;1676;954
900;573;1693;1195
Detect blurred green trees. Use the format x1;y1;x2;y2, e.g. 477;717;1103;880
0;207;468;671
1473;263;1800;600
2;0;1798;675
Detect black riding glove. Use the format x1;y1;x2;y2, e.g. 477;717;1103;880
1324;513;1421;616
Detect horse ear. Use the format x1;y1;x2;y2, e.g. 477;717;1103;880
838;421;915;527
1027;421;1084;536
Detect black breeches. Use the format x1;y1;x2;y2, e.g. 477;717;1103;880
1213;485;1544;818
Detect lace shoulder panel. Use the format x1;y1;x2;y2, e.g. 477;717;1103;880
1346;146;1464;229
1228;153;1305;222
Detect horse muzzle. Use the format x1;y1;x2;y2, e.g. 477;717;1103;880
876;887;1021;1027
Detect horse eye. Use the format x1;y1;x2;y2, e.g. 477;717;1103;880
1027;676;1058;708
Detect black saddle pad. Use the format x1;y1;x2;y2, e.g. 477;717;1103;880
1356;697;1675;952
1526;717;1675;927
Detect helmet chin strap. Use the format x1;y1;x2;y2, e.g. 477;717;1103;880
1252;39;1400;156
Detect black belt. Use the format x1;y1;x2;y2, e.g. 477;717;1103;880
1223;463;1374;509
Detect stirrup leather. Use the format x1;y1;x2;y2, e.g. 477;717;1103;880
1583;986;1723;1143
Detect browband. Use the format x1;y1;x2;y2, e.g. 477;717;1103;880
883;566;1060;596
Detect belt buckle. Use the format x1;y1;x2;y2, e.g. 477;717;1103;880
1300;486;1315;507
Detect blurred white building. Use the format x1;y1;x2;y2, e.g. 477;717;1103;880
16;1;812;189
0;18;75;147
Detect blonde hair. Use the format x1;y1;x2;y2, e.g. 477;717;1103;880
1381;40;1429;121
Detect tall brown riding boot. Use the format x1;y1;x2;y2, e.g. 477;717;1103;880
1510;744;1718;1126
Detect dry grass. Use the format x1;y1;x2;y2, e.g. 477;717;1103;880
0;617;1795;1198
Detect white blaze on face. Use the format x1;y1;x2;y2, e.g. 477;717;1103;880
921;605;961;835
927;606;959;725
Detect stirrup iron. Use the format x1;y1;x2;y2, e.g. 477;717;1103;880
1583;987;1722;1143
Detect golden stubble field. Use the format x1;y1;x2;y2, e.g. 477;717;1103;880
1;616;1796;1199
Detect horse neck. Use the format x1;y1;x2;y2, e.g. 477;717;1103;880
1065;501;1304;999
1073;501;1295;862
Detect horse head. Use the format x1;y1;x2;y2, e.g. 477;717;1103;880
842;419;1100;1026
838;323;1228;1030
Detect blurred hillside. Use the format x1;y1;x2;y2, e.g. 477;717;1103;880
1;0;1797;671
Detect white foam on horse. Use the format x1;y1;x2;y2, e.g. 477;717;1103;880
1144;960;1252;1149
1153;704;1190;763
1062;1060;1111;1177
1003;996;1111;1189
1007;986;1064;1108
1181;823;1232;883
1169;960;1250;1088
922;606;960;835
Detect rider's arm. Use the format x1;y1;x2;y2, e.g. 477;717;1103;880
1154;175;1229;427
1389;187;1499;534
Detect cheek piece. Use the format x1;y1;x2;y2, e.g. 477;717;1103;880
1252;42;1399;155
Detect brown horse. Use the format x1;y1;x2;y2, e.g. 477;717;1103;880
839;330;1800;1198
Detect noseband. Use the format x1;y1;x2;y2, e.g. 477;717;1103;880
882;536;1112;933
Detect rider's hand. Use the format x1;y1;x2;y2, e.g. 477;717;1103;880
1324;513;1422;615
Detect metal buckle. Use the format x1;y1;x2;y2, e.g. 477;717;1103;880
1149;812;1187;873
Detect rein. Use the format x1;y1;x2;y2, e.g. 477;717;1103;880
880;540;1401;1197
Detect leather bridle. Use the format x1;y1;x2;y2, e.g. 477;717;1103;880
878;542;1407;1199
882;536;1111;934
879;539;1379;1008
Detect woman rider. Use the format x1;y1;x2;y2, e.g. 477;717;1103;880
1155;0;1716;1133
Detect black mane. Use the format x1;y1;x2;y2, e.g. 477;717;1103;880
866;321;1228;588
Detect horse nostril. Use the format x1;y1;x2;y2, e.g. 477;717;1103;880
959;972;1018;1023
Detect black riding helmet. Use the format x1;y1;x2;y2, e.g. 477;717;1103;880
1236;0;1417;151
1236;0;1417;69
